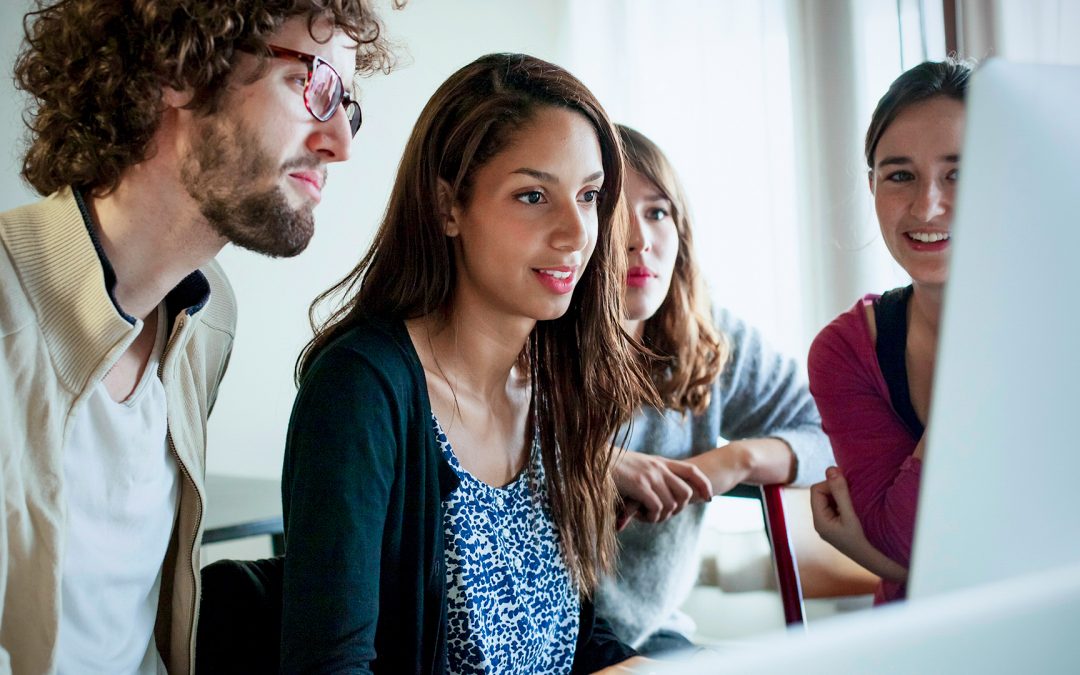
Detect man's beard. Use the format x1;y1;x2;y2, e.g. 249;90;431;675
181;114;318;258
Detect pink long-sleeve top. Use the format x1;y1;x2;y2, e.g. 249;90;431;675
808;295;922;603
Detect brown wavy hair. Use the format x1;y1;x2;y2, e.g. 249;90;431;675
618;125;727;416
299;53;656;593
14;0;402;197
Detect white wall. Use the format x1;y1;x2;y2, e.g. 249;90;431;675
0;1;38;210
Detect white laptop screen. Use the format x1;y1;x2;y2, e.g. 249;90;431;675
909;59;1080;599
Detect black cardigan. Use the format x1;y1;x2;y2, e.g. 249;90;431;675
279;317;635;673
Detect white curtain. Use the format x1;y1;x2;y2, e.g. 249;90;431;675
787;0;946;339
559;0;935;360
955;0;1080;64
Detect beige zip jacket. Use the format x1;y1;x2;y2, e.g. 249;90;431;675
0;188;236;674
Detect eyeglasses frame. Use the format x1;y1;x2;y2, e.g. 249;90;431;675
265;44;362;137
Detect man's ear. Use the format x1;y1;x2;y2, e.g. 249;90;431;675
437;178;461;237
867;169;875;195
162;86;195;110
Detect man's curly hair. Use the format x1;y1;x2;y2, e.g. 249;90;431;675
15;0;401;197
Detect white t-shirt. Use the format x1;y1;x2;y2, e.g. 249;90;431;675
56;306;178;675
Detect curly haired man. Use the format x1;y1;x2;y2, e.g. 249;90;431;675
0;2;397;672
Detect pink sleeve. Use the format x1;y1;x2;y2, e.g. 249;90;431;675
808;304;922;568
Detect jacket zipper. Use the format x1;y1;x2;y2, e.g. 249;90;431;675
159;313;203;671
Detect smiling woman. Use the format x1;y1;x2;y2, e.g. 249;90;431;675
280;53;656;673
869;95;964;288
807;58;974;606
445;107;604;325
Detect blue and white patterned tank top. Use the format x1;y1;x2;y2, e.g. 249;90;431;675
434;415;580;674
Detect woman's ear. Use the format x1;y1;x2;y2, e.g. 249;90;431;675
437;178;461;237
867;169;876;195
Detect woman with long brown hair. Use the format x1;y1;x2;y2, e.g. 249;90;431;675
280;54;654;673
594;125;833;654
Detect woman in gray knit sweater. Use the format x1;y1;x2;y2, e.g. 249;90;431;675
595;126;834;654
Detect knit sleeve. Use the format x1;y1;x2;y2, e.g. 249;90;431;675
807;305;921;568
280;338;401;674
713;308;834;487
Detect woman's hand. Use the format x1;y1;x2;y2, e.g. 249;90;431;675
810;467;908;583
810;466;866;550
613;450;713;527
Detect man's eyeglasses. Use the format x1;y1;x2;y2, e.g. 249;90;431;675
266;45;361;137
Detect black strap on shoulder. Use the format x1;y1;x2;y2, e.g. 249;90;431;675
873;285;925;438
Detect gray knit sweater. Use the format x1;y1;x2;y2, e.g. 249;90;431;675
595;308;833;646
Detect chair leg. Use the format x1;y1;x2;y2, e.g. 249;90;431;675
761;484;806;627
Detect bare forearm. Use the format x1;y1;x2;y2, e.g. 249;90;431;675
737;437;797;485
690;438;796;494
839;539;909;584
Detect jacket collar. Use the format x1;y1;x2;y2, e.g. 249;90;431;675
2;187;212;394
71;188;212;324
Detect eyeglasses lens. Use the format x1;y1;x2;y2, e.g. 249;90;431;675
308;61;343;121
345;102;362;137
